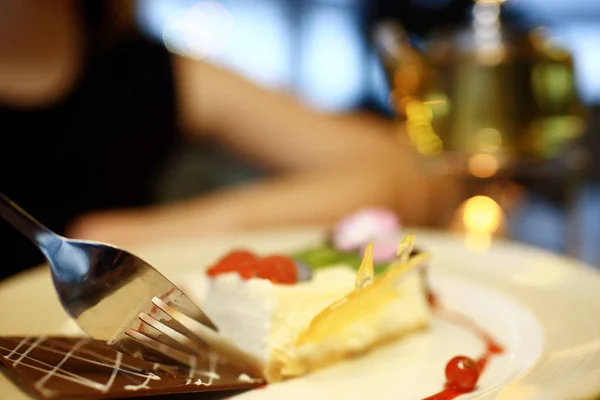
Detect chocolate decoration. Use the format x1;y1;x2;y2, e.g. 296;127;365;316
0;337;263;399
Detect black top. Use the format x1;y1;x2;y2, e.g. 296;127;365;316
0;32;180;280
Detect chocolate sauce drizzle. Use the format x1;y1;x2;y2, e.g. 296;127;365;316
0;337;263;399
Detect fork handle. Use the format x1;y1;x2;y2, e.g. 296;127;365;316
0;193;63;256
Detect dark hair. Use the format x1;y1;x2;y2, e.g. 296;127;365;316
81;0;106;29
79;0;136;56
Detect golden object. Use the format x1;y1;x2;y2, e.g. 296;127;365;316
297;236;428;346
375;3;587;175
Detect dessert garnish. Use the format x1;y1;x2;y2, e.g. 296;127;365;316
331;207;401;252
207;249;258;279
444;355;480;391
0;337;263;399
355;242;375;289
207;250;299;284
294;208;411;273
296;235;426;346
422;296;505;400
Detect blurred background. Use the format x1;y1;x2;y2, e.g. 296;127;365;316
133;0;600;265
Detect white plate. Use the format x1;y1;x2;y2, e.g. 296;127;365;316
2;227;600;399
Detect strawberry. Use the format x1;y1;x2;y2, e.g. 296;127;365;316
255;255;297;284
206;250;258;277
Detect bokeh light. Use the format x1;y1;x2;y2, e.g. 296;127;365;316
469;153;500;178
452;195;506;252
463;195;504;233
404;99;443;157
161;1;235;60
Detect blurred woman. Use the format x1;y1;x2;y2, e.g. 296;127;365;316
0;0;439;279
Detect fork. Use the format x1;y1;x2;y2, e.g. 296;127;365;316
126;296;264;376
0;193;262;375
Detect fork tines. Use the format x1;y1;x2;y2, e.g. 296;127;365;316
124;297;264;377
124;328;198;368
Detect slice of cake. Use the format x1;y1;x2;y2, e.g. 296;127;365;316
200;230;431;382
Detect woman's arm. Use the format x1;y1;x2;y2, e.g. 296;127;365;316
173;57;434;220
67;57;438;245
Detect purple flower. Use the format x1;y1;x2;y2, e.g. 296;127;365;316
332;208;401;252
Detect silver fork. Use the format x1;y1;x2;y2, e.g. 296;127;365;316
126;297;264;376
0;193;261;374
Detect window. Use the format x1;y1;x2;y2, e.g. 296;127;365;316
136;0;378;111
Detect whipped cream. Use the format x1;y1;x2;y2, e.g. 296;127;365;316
201;266;356;364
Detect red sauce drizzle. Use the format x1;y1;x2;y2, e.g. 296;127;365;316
422;292;504;400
